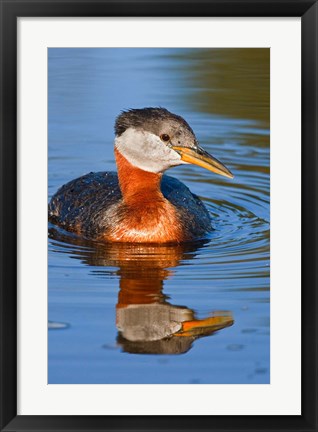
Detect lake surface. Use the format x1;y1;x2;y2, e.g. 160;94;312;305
48;48;270;384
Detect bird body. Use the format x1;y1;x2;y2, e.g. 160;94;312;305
49;108;233;243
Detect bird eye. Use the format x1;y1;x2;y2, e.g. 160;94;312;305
160;134;170;142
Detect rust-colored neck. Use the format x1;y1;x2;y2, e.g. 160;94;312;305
115;148;164;205
110;148;184;243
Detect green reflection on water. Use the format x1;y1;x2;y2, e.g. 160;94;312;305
169;48;270;127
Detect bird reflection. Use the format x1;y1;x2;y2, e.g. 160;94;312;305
49;225;234;355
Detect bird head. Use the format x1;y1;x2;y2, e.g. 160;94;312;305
114;107;233;178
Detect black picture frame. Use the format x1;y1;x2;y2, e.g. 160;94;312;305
1;1;317;431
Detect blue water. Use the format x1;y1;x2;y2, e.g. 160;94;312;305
48;48;270;384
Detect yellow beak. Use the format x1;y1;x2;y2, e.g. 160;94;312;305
172;145;234;179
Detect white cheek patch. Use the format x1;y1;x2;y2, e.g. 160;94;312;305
115;128;185;173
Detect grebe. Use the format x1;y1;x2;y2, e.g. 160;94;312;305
49;108;233;243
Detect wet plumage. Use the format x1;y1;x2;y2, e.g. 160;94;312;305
48;108;233;243
49;171;212;242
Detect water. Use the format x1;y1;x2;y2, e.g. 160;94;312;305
48;48;270;384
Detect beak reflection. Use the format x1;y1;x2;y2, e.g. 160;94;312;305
49;227;234;355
